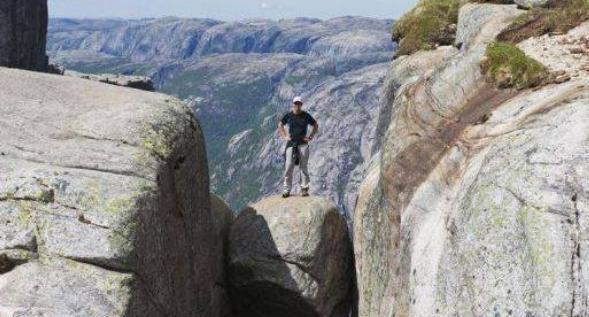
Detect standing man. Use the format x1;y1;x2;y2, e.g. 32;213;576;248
278;96;319;198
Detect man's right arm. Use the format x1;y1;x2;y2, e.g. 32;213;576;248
278;122;290;141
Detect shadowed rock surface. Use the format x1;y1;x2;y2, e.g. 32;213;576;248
228;196;353;317
47;16;396;218
0;67;224;317
0;0;48;71
354;3;589;317
211;194;235;317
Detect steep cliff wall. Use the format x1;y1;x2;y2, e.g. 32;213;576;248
354;2;589;316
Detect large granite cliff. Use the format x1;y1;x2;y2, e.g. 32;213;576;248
353;1;589;316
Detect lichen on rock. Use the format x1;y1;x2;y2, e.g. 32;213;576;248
0;67;224;317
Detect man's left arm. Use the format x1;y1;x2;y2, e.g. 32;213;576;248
309;122;319;140
306;114;319;142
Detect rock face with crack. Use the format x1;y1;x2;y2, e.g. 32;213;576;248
0;67;224;317
0;0;48;71
228;196;353;317
354;3;589;317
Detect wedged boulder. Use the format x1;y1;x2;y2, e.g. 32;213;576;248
228;196;353;317
0;0;48;71
0;67;222;316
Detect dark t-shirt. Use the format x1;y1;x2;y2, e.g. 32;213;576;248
280;110;317;144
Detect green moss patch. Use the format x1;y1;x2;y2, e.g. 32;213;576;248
392;0;462;57
482;42;548;89
497;0;589;43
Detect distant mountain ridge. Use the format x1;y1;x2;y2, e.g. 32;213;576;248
48;16;393;61
47;16;396;216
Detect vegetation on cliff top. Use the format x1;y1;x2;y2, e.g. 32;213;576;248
497;0;589;43
393;0;589;56
393;0;588;90
391;0;461;57
481;42;547;89
392;0;515;56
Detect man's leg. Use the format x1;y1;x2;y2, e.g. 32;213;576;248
299;144;311;194
283;146;295;196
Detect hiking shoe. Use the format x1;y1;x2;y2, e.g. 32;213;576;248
282;191;290;198
301;188;309;197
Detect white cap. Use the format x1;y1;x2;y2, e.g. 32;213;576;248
293;96;303;104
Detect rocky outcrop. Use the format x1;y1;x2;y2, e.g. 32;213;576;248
0;67;224;316
64;70;155;91
518;21;589;80
228;196;353;317
0;0;48;71
514;0;549;8
456;3;523;49
354;3;589;317
47;17;396;216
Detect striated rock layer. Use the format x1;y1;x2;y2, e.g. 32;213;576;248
0;0;48;71
228;196;353;317
0;67;225;317
354;3;589;317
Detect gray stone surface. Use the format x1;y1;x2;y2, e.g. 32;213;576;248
228;196;353;317
456;3;523;49
514;0;550;8
0;67;223;317
64;70;155;91
353;3;589;317
0;0;48;71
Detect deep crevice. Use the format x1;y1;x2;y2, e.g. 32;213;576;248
570;191;583;316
